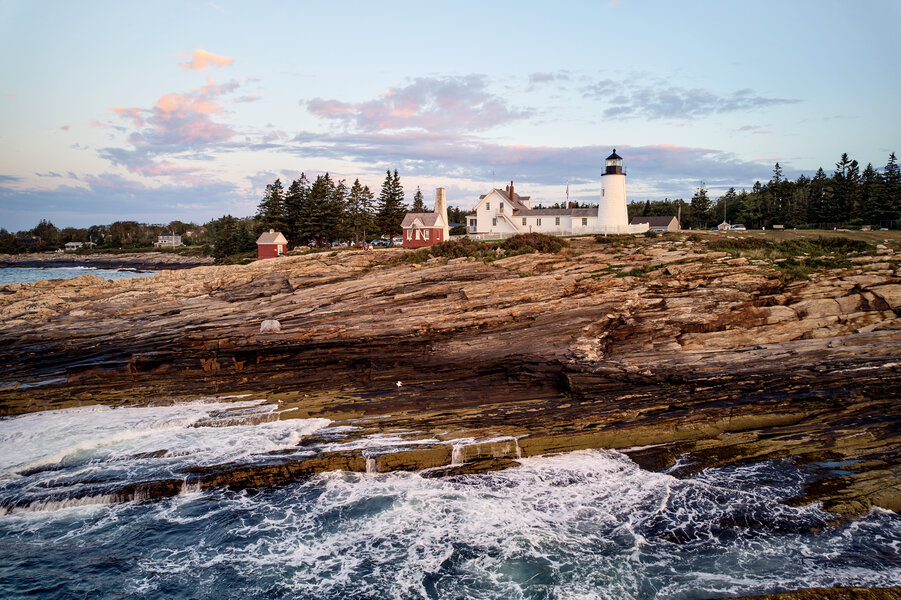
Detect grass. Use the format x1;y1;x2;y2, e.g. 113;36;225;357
704;235;872;281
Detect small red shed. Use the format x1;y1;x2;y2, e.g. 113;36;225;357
401;187;451;249
256;229;288;259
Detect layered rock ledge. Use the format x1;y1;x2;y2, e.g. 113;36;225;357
1;234;900;518
0;251;213;270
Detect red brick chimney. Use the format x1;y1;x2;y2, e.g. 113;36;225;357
567;201;573;209
509;180;514;200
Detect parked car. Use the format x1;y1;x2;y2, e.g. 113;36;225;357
730;224;747;231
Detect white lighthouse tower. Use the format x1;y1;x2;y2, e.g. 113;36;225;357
598;149;629;233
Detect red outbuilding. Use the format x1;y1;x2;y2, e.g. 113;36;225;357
256;229;288;259
401;188;451;249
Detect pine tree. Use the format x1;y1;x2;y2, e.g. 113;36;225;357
284;173;309;246
879;152;901;226
347;178;377;244
377;169;407;245
807;168;830;225
301;174;335;247
256;178;287;234
412;186;426;212
859;163;882;224
330;178;349;241
690;183;712;229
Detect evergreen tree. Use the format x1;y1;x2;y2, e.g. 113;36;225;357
879;152;901;226
859;163;882;224
830;153;858;223
347;178;377;243
212;215;239;261
301;174;335;247
256;178;287;234
690;183;712;229
807;168;830;226
411;186;426;212
376;169;407;245
330;178;349;241
284;174;309;246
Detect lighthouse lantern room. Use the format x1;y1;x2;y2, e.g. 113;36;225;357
598;148;629;233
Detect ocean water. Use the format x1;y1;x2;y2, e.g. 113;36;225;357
0;266;157;284
0;401;899;600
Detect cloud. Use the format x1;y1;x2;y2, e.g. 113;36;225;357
60;124;71;131
582;77;800;119
0;174;23;186
529;71;570;84
233;94;261;103
0;177;242;231
3;92;14;98
305;75;531;133
178;49;234;71
100;78;242;179
35;171;63;178
288;128;769;194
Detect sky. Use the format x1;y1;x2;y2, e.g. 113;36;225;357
1;0;899;231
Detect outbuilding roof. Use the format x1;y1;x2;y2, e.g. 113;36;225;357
401;212;442;228
630;216;678;227
256;230;288;245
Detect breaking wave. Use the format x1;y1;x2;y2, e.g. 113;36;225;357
1;448;898;599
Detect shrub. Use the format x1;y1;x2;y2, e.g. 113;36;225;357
643;230;658;238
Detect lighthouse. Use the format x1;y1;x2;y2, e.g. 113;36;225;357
598;149;629;233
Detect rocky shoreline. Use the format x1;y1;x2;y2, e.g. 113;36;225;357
1;234;900;521
0;251;214;270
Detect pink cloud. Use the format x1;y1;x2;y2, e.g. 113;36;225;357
89;119;116;129
233;94;261;104
3;92;15;98
60;124;71;131
110;107;144;128
306;76;530;133
178;49;234;71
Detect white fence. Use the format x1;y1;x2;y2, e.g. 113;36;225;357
453;223;649;242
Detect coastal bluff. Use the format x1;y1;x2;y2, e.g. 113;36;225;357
1;234;900;519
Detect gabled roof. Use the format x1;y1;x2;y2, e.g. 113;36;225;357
630;216;678;226
480;188;531;211
256;230;288;244
401;212;442;228
513;207;597;217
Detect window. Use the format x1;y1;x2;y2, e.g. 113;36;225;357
602;189;605;197
522;218;527;226
537;218;542;226
407;229;412;240
424;229;430;240
555;217;560;226
499;202;504;213
486;202;490;210
492;217;497;226
582;218;588;226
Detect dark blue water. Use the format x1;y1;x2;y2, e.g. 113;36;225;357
1;402;899;599
0;266;157;284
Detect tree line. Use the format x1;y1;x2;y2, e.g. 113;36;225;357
5;152;897;256
630;152;900;230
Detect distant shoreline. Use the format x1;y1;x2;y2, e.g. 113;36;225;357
0;252;214;270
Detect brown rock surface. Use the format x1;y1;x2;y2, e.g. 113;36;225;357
1;235;900;517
